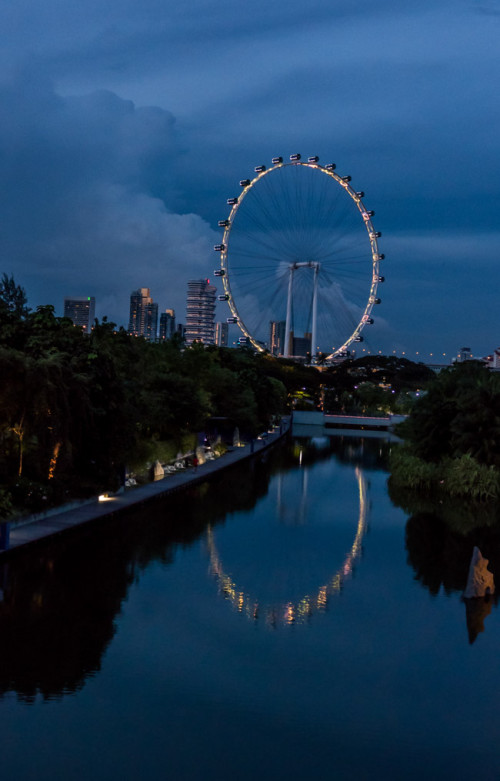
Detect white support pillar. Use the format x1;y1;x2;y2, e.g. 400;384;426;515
284;264;294;358
311;262;320;361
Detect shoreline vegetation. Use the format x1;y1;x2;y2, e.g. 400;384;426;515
0;275;321;519
389;360;500;529
5;273;481;523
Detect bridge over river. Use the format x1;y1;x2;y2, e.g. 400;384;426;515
293;410;406;433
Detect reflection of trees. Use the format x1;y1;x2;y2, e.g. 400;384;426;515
0;450;286;701
0;434;388;700
405;511;500;597
389;477;500;535
0;537;134;701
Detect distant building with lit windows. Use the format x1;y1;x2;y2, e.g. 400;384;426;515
128;288;158;341
185;279;217;345
269;320;285;355
159;309;176;340
291;332;312;358
63;296;95;333
215;321;229;347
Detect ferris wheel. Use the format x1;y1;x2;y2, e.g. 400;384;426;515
213;154;384;360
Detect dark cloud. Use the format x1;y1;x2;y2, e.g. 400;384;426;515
472;1;500;16
0;0;499;355
0;70;217;325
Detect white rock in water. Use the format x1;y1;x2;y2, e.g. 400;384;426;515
153;460;164;481
464;547;495;598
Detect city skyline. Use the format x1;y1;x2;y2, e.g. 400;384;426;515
1;0;499;358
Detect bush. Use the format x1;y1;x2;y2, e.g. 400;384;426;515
441;454;500;501
0;487;14;520
389;446;439;491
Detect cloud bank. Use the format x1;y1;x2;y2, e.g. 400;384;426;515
0;70;217;324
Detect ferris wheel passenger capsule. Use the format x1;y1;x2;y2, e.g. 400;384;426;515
227;197;238;205
324;163;336;170
218;294;229;301
272;156;283;165
376;275;385;282
290;153;301;161
255;165;266;173
218;219;229;227
307;156;319;163
356;191;365;198
354;336;364;342
227;316;239;324
370;231;382;239
214;269;225;276
214;244;225;251
240;179;251;187
376;253;385;261
341;175;352;182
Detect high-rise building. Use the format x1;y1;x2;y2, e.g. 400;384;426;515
159;309;176;340
64;296;96;334
292;333;312;358
185;279;217;345
128;288;158;341
214;321;229;347
269;320;286;355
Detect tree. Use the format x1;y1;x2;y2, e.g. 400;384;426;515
0;274;29;321
397;361;500;465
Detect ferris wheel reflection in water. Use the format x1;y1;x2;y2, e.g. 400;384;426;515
206;465;368;628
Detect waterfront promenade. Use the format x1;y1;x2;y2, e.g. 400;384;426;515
0;419;291;557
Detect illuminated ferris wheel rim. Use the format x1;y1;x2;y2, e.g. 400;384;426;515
214;155;384;359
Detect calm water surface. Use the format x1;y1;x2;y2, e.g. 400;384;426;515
1;431;500;780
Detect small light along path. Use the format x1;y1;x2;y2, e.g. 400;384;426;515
0;419;291;558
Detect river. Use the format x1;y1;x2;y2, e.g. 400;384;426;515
0;429;499;780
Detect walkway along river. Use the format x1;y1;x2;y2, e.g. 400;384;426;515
0;418;291;556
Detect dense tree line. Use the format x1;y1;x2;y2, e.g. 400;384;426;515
390;360;500;502
322;354;434;415
0;275;443;518
0;276;311;517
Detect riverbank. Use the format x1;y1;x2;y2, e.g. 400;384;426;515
0;418;291;557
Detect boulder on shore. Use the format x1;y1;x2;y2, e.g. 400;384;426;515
152;460;164;481
463;547;495;599
195;446;206;465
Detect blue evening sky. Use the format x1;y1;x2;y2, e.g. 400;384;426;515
1;0;499;359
